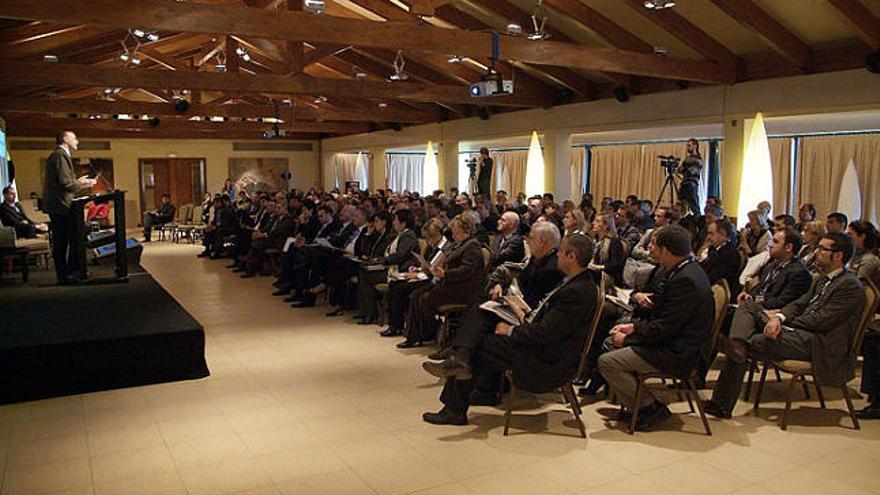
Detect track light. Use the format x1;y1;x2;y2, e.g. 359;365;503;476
235;46;246;56
304;0;325;14
378;102;388;108
43;54;58;62
389;50;408;81
527;1;549;41
131;56;142;65
132;28;146;38
644;1;676;10
313;95;328;104
146;32;160;42
653;46;668;56
241;52;251;62
447;55;464;63
507;23;522;36
215;63;226;72
119;53;130;62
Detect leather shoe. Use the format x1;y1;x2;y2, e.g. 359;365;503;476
422;408;467;426
702;400;732;419
422;356;472;380
291;301;314;308
469;391;501;407
856;403;880;419
634;402;672;431
396;340;420;348
240;273;255;278
356;318;375;326
325;307;344;317
283;294;301;303
428;347;454;361
379;327;401;337
197;251;210;258
272;288;291;296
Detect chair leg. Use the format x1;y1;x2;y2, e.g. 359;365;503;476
688;378;712;436
681;379;695;413
561;384;587;438
503;371;516;436
628;378;644;435
774;368;783;383
754;364;769;410
813;377;826;409
841;385;860;430
743;360;756;400
800;375;811;400
780;373;800;430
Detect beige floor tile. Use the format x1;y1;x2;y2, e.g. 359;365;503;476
303;413;385;443
255;446;347;483
178;458;274;495
93;469;187;495
327;433;421;467
352;456;456;495
639;458;752;495
157;414;235;444
81;390;148;414
223;406;300;435
10;414;86;443
3;457;93;495
86;424;165;456
575;474;657;495
275;470;377;495
408;483;476;495
6;433;89;469
460;465;571;495
90;445;176;485
758;464;876;495
168;434;252;468
236;422;320;456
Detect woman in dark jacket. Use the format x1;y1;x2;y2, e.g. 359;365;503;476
399;213;485;347
589;212;626;288
380;218;448;338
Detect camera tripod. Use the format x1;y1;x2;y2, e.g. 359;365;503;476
654;170;678;213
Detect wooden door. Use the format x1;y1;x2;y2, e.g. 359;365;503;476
139;158;206;221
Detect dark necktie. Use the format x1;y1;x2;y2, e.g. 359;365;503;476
805;276;832;311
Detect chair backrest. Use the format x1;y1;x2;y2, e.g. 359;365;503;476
709;279;731;349
19;198;50;223
737;247;749;272
575;277;606;379
480;247;492;275
190;206;204;225
178;204;193;223
418;238;427;258
852;278;880;357
0;226;15;248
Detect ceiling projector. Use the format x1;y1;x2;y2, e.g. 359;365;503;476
469;79;514;98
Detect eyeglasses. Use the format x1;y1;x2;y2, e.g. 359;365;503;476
816;245;840;253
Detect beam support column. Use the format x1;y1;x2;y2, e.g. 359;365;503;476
720;117;747;224
368;147;387;191
437;140;459;193
542;130;572;200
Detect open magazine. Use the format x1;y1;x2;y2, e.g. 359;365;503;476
479;279;532;326
605;287;634;312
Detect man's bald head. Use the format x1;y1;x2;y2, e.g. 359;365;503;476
498;211;520;235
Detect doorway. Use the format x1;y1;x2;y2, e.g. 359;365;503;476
139;158;206;223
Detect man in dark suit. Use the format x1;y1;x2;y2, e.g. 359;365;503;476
699;218;742;295
737;227;811;310
706;232;866;419
421;233;598;426
198;195;238;259
142;193;176;242
598;225;714;431
44;131;96;283
476;147;493;200
241;200;296;277
1;186;48;239
490;211;525;269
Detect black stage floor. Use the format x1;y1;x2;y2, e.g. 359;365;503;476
0;262;209;404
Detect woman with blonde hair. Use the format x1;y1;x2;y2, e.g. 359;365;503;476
799;220;825;271
589;212;626;287
741;209;771;257
563;209;586;237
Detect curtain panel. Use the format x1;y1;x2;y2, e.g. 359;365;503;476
570;147;586;205
385;153;424;194
333;153;360;188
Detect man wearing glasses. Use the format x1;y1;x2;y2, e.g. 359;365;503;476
704;232;866;419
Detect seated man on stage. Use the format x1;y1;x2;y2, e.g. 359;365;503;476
705;232;866;419
420;233;597;426
142;194;176;242
1;186;48;239
598;225;714;431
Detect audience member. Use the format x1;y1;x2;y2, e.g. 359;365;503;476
1;186;47;239
590;212;626;287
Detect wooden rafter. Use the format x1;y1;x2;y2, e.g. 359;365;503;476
827;0;880;50
708;0;813;69
0;0;737;83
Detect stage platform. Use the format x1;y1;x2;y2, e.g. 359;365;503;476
0;262;209;404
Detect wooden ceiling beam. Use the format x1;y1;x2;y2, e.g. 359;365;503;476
827;0;880;50
301;44;351;70
2;114;371;134
0;97;438;123
0;0;736;83
708;0;813;69
6;126;321;140
0;60;547;106
0;26;115;59
622;0;742;75
542;0;653;53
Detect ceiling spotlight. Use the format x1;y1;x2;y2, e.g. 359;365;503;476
506;23;522;36
235;46;246;56
390;50;408;81
119;53;130;62
448;54;464;63
313;95;328;104
378;102;388;108
241;52;251;62
43;54;58;62
181;89;189;95
304;0;325;14
643;0;676;10
653;45;668;56
527;0;550;41
146;32;160;42
353;66;367;79
282;98;292;104
132;29;146;38
215;63;226;72
131;56;142;65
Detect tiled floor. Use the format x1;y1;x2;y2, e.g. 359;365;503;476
2;241;879;495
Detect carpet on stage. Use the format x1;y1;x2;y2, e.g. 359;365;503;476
0;263;209;404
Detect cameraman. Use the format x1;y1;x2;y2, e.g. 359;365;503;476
476;147;493;200
677;139;703;216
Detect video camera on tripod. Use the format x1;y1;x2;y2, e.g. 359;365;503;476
657;155;681;174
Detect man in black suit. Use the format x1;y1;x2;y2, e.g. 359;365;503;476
142;193;176;242
1;186;48;239
44;131;97;283
737;227;811;310
699;218;742;295
706;232;866;418
198;195;238;258
598;225;714;431
489;211;525;269
421;232;598;426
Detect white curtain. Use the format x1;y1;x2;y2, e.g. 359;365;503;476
334;153;360;188
570;147;586;205
497;150;529;197
385;153;424;194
